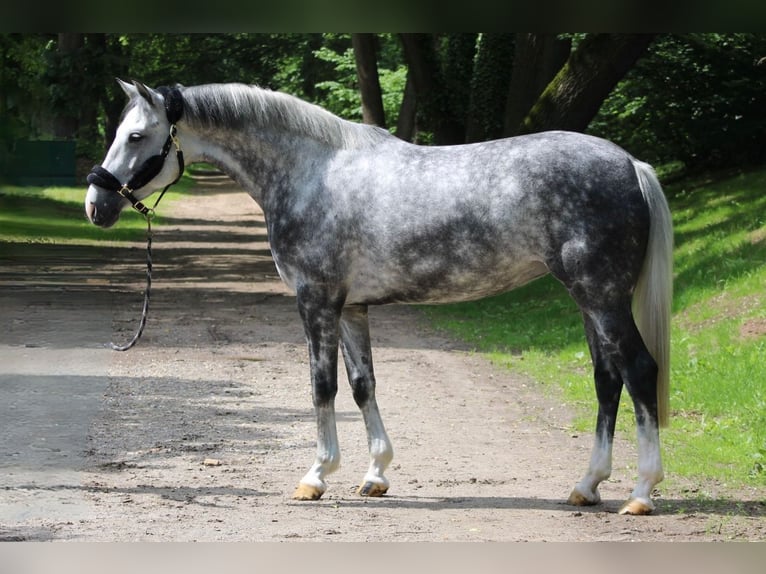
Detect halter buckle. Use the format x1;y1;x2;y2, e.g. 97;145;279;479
116;183;152;217
169;124;181;152
117;183;134;199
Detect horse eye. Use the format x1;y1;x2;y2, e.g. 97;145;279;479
128;132;144;143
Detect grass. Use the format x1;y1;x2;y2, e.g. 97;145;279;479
0;176;194;245
423;167;766;490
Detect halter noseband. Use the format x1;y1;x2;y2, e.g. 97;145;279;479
87;86;185;218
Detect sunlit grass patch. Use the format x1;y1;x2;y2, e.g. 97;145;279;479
0;177;192;245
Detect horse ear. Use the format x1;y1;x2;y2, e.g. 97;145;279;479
116;78;136;98
132;80;158;107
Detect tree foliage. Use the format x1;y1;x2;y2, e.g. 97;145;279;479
589;33;766;170
0;35;53;141
2;32;764;180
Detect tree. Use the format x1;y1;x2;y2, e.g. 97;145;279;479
7;32;762;180
393;33;653;145
352;33;386;127
0;34;51;142
50;33;82;140
97;35;130;149
518;34;655;134
301;34;407;132
503;33;571;137
464;33;514;143
395;72;417;141
399;33;471;144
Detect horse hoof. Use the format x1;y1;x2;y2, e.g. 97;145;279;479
567;488;600;506
618;498;654;515
357;481;388;497
292;483;324;501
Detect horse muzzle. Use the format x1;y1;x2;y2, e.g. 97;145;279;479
85;185;123;228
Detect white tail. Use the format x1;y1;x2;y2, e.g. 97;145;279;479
632;160;673;428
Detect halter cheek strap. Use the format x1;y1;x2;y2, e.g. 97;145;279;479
87;87;185;218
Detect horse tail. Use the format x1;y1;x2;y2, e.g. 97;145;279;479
632;160;673;428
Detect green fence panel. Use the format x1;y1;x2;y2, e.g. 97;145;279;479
4;141;77;186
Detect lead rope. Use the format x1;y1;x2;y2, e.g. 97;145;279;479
109;128;183;351
109;205;156;351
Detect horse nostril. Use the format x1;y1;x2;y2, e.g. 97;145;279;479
87;202;119;228
86;201;97;223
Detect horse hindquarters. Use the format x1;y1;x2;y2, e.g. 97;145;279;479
565;160;672;514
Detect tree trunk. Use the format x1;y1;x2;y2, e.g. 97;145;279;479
465;33;514;143
100;35;129;149
395;70;417;141
519;34;655;135
399;33;464;145
442;33;478;141
52;33;82;140
351;33;386;127
503;33;570;137
79;34;105;145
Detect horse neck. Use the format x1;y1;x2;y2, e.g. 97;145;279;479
178;85;387;206
179;84;393;203
180;119;327;207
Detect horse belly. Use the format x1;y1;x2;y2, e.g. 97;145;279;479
347;255;550;306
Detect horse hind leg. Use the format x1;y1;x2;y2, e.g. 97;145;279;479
567;315;623;507
570;304;664;515
611;313;665;515
340;305;394;497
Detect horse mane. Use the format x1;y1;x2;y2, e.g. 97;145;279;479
180;83;390;150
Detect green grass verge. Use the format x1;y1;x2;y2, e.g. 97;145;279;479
423;167;766;490
0;175;194;244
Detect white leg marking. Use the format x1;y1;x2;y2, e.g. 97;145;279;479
622;405;664;514
359;401;393;493
569;426;612;505
299;404;341;494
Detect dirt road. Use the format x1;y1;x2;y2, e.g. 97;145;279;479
1;175;764;541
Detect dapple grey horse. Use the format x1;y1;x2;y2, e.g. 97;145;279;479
85;80;673;514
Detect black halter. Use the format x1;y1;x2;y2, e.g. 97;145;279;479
87;86;185;217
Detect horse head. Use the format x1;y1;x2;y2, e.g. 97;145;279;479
85;79;183;228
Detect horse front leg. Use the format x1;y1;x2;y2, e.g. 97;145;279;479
340;305;394;497
292;285;344;501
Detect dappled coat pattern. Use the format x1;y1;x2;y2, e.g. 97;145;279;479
85;81;673;515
